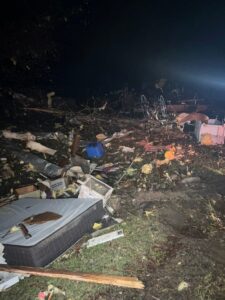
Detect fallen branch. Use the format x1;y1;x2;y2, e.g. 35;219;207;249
0;265;144;289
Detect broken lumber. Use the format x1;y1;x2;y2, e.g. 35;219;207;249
2;130;36;141
0;265;144;289
15;185;37;196
26;141;56;156
176;112;209;124
25;107;65;115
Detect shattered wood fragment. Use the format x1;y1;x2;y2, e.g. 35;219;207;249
176;112;209;124
136;140;172;152
26;141;57;156
96;133;107;141
119;146;135;153
0;265;144;289
2;130;36;141
47;91;55;108
167;104;207;113
25;108;65;115
71;134;80;157
155;158;170;167
15;185;37;196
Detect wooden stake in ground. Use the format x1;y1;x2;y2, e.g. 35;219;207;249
0;265;144;289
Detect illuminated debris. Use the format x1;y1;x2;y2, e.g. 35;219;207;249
141;163;153;174
195;119;225;145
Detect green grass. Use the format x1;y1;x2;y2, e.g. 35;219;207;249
0;214;167;300
194;272;225;300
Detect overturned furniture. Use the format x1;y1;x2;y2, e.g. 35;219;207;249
0;198;104;267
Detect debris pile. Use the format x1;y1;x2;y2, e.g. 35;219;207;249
1;84;225;298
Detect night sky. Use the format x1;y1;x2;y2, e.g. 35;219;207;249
1;1;225;97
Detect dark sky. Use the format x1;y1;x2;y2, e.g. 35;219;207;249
2;0;225;96
61;0;225;95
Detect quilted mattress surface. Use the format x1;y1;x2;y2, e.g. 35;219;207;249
0;197;102;247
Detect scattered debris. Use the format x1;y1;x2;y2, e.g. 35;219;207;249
119;145;135;153
181;177;201;184
2;130;36;141
13;151;63;178
1;86;225;298
155;158;170;167
0;264;144;289
177;280;189;291
47;91;55;109
86;229;124;248
71;134;80;156
176;112;209;125
26;141;57;156
15;185;37;196
50;178;66;192
25;107;65;115
134;157;143;162
78;175;113;206
70;154;91;174
92;222;103;230
141;163;153;174
96;133;107;141
164;149;175;160
137;140;171;152
195;119;225;145
104;129;133;142
86;142;105;158
2;164;15;179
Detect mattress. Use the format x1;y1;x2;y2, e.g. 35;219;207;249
0;197;104;266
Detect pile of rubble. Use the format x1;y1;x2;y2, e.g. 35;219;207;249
1;86;225;294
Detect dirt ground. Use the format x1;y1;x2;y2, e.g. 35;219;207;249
1;112;225;299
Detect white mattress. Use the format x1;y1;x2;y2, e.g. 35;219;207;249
0;198;101;247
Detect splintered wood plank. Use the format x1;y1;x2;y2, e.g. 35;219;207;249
0;265;144;289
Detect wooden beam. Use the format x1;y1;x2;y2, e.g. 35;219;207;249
25;107;65;115
0;265;144;289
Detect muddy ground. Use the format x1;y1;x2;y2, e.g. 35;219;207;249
0;111;225;299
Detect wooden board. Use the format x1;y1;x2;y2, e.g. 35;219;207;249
0;265;144;289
